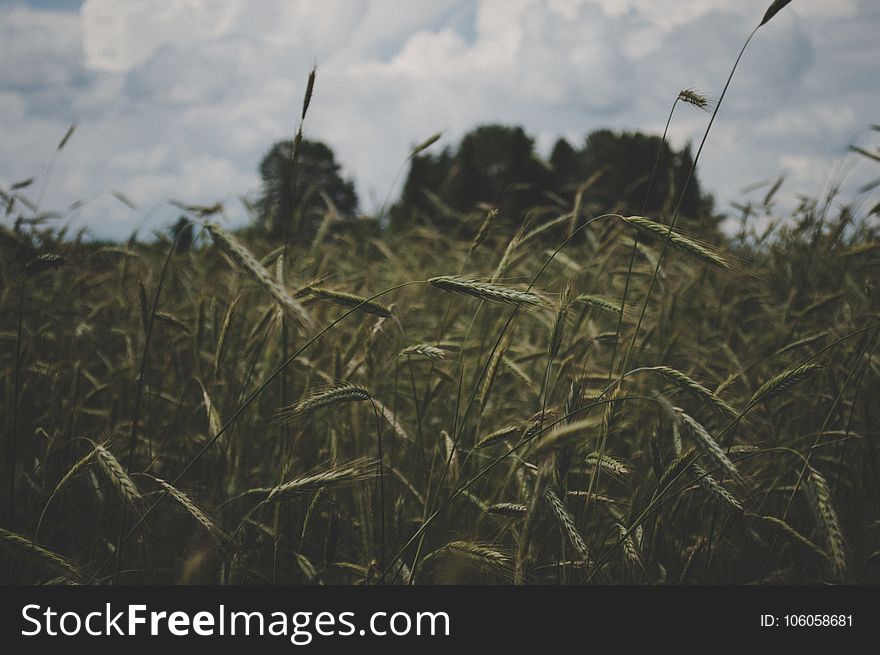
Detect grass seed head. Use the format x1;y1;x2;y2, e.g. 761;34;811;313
429;275;545;308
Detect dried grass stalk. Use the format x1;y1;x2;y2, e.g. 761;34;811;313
676;410;746;488
476;423;522;449
616;523;644;571
277;383;370;421
0;528;82;581
94;443;142;506
651;366;739;418
427;541;513;579
544;488;592;568
804;466;846;580
750;363;823;407
585;451;630;479
575;294;622;314
267;458;380;500
620;215;730;268
677;88;711;110
152;477;228;543
400;344;452;360
469;208;499;254
301;286;392;318
760;0;793;27
206;222;313;330
25;254;65;277
691;462;744;512
429;276;545;308
488;502;528;517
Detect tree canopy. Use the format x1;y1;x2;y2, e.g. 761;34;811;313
391;125;717;237
391;125;554;233
257;138;357;240
566;129;710;221
255;126;718;242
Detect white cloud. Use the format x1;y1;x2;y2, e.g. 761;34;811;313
0;4;81;87
792;0;858;19
0;0;878;241
82;0;245;73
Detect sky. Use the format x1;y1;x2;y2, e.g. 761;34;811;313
1;0;878;240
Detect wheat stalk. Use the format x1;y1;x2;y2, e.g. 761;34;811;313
0;528;82;581
24;254;65;277
677;88;711;110
34;447;97;542
776;332;828;355
151;477;228;543
750;514;827;562
425;541;513;579
301;286;392;318
429;276;545;307
400;344;452;360
301;67;316;120
804;466;846;580
691;462;744;512
650;366;739;418
370;398;413;443
532;417;600;453
277;383;370;421
491;227;524;282
675;410;746;488
206;222;313;330
94;443;142;506
620;215;730;268
595;332;619;344
544;488;592;568
761;0;793;26
548;284;572;359
488;502;528;517
476;423;522;449
469;207;499;254
749;363;823;407
564;378;583;425
585;451;630;479
480;329;513;407
267;458;380;500
442;430;459;485
615;522;644;571
566;491;624;508
195;378;222;439
409;132;443;158
575;294;622;315
672;419;683;456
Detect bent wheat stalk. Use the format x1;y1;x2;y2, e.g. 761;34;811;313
428;276;545;308
276;383;371;422
619;0;795;390
206;222;313;330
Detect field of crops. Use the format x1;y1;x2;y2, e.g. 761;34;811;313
1;0;878;586
1;179;877;584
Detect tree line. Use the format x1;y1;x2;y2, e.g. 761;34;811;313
255;124;719;242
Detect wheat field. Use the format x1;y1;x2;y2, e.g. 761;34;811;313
1;0;879;585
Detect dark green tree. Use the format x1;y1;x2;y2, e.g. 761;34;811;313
257;138;358;239
390;147;456;232
393;125;718;237
450;125;553;212
549;137;582;191
578;129;712;226
170;215;193;252
392;124;554;233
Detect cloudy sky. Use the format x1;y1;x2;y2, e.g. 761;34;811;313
1;0;878;240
